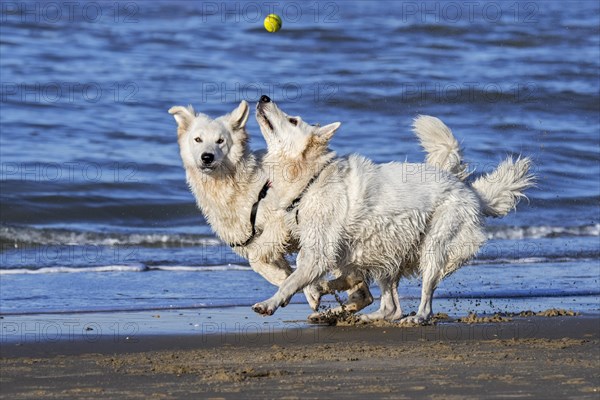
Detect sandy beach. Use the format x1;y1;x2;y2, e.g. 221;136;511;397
1;3;599;399
1;310;598;399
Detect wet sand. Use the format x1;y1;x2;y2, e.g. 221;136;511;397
1;312;599;399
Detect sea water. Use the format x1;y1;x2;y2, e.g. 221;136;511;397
1;1;598;318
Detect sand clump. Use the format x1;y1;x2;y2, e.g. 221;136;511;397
456;313;512;324
310;307;580;327
535;308;579;317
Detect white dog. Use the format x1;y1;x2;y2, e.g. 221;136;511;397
168;101;373;315
252;96;534;323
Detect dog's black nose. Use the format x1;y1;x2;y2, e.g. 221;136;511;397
201;153;214;164
260;95;271;103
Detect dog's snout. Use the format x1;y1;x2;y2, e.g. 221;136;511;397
260;95;271;103
201;153;214;165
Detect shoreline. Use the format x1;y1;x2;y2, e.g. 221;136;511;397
1;314;598;399
1;303;597;347
0;315;600;399
1;307;598;357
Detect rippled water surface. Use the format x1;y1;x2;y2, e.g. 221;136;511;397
1;1;598;315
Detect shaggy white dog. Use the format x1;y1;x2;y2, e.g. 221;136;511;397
168;101;372;315
252;96;534;323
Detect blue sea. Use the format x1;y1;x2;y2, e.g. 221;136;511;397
1;1;598;318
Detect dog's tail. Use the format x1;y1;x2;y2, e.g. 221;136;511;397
412;115;469;181
471;156;535;218
413;115;535;218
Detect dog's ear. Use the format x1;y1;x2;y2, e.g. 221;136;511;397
315;122;341;142
229;100;249;131
168;105;195;137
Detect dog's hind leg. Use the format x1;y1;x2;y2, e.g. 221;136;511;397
360;277;402;322
345;280;374;312
317;272;373;310
307;278;374;323
303;274;355;315
400;211;452;325
401;262;441;325
401;197;484;325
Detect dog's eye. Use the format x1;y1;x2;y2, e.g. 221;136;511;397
216;138;224;144
194;137;202;143
288;118;298;126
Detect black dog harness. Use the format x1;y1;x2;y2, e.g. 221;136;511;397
286;160;334;224
228;180;271;248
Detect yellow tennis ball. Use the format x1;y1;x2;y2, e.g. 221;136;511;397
264;14;282;33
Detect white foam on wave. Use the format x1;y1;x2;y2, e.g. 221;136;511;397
150;265;251;272
0;226;222;247
0;264;252;275
2;223;598;249
0;265;148;275
487;223;599;240
468;256;597;266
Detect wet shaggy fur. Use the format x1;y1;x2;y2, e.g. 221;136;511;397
168;101;373;315
252;101;535;323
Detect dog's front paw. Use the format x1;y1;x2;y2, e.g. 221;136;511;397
252;300;278;316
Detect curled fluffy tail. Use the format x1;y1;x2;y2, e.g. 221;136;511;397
413;115;469;181
413;115;535;217
471;156;535;218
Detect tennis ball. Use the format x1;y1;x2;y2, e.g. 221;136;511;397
264;14;282;33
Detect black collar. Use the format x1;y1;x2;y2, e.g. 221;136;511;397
286;160;334;216
229;180;271;248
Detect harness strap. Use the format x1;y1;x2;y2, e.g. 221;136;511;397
229;180;271;248
286;160;334;222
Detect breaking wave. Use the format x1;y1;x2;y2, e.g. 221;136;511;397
0;264;252;275
0;225;222;247
2;223;598;249
487;223;600;240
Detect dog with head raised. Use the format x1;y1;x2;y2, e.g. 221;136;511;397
253;96;534;324
169;101;373;316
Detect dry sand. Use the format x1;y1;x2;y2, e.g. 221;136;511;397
1;312;599;399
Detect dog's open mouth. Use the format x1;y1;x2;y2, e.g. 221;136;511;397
257;108;274;132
